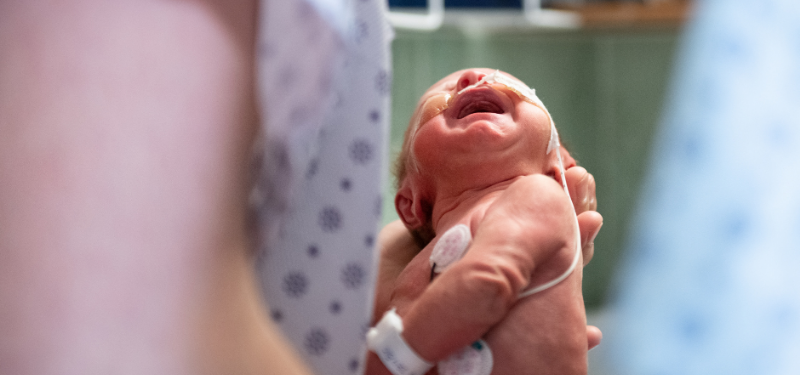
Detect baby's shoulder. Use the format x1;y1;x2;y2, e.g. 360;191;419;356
504;174;564;194
489;174;574;225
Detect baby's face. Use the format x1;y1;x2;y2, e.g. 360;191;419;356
402;69;555;187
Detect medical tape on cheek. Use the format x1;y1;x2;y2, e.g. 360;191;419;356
458;71;581;298
408;71;551;169
406;93;451;174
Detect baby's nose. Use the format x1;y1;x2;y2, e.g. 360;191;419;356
456;70;487;91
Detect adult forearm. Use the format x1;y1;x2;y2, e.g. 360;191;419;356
0;1;309;373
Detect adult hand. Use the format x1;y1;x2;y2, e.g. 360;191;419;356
564;166;602;266
564;166;603;350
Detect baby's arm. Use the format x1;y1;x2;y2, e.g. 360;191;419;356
373;166;601;315
481;168;591;374
483;167;603;371
391;175;581;365
369;168;602;374
482;231;587;375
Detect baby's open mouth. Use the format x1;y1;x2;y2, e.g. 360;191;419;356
457;100;504;119
453;88;507;119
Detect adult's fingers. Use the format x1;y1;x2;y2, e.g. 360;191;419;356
587;325;603;350
564;166;597;215
577;211;603;266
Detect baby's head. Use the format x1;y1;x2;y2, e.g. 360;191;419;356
394;69;575;244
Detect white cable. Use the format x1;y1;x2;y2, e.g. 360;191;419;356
518;129;582;298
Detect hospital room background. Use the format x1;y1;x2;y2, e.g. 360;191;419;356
382;0;800;374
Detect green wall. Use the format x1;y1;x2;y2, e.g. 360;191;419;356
383;25;681;308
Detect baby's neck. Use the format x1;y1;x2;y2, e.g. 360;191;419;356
430;177;521;236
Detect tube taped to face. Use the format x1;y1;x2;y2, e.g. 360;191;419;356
456;70;560;155
408;70;560;176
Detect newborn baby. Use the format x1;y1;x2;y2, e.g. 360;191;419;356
369;69;590;375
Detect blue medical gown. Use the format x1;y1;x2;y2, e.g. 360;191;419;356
609;0;800;374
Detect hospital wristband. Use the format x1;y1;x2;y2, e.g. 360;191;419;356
366;308;433;375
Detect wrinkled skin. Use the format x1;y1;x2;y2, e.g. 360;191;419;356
368;69;603;374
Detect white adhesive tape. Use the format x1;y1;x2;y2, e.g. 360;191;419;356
429;224;472;274
367;309;434;375
438;340;494;375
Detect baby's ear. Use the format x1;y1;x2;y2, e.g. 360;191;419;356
395;178;427;230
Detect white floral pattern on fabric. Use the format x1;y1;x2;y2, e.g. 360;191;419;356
252;0;393;374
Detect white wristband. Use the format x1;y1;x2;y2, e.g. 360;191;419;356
366;308;433;375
